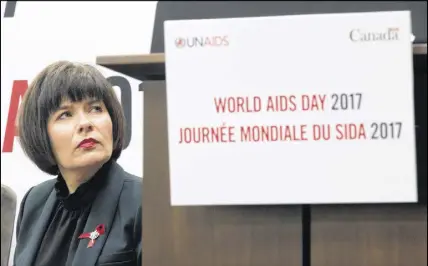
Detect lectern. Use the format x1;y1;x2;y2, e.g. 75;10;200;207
96;43;427;266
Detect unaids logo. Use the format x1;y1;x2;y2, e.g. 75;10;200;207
175;38;186;48
174;36;229;48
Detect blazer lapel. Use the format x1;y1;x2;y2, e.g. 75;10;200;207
16;189;57;266
72;161;124;266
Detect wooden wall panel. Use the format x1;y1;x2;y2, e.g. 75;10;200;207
311;205;427;266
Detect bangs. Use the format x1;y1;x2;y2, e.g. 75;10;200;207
37;62;110;118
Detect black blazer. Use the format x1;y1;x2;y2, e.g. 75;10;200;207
13;161;142;266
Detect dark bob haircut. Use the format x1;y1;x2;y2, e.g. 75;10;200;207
17;60;126;175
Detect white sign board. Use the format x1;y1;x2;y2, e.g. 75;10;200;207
164;11;417;206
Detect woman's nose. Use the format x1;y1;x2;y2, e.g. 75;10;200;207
77;114;93;133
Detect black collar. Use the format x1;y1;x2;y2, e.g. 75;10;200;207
54;160;112;210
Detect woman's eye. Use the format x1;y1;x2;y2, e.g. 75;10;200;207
90;105;103;112
58;111;72;120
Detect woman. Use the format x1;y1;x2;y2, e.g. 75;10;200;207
13;61;142;266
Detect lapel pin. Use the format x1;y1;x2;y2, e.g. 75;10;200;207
78;224;106;248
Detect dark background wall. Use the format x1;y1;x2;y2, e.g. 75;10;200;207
150;1;427;53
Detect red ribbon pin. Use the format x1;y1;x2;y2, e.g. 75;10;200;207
78;224;106;248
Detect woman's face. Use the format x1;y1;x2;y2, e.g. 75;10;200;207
47;98;113;172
